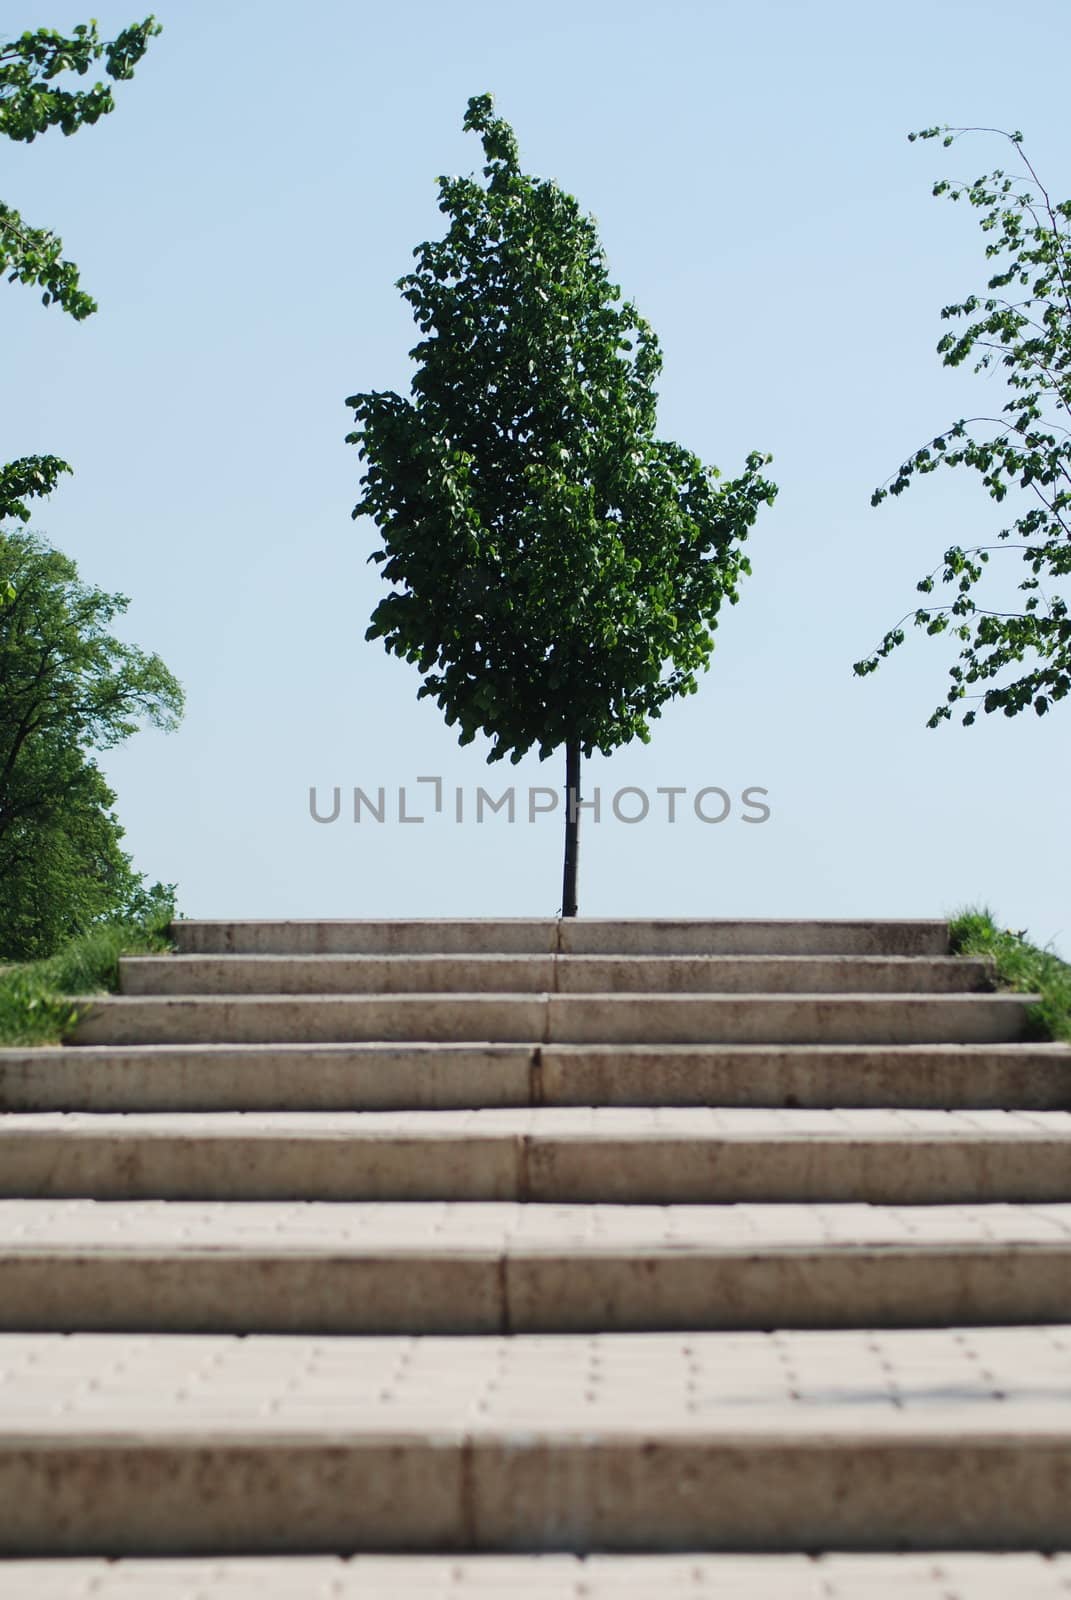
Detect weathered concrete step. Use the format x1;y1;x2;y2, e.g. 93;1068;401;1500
4;1553;1071;1598
69;993;1039;1047
4;1042;1068;1111
2;1200;1070;1332
0;1327;1068;1552
173;917;952;957
4;1109;1070;1203
120;953;989;997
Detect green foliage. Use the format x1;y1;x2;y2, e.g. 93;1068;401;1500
857;126;1071;727
0;15;160;535
0;15;159;320
0;758;162;960
0;455;72;525
0;18;174;955
0;530;183;960
0;196;95;321
950;906;1071;1043
0;968;77;1045
0;15;161;532
0;459;72;608
0;17;159;140
0;896;174;1046
347;94;777;765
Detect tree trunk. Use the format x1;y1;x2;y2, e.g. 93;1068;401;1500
561;737;580;918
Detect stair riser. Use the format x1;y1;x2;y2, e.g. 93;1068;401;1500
0;1438;1067;1554
0;1046;535;1111
172;919;952;958
3;1045;1068;1111
539;1048;1071;1112
70;996;1036;1048
4;1134;1070;1204
1;1250;1069;1334
120;955;988;997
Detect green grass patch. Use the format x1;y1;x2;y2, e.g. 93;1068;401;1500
949;906;1071;1044
0;910;174;1047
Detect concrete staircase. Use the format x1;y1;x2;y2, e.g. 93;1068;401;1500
1;917;1070;1596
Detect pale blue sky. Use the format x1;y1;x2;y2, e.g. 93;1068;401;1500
3;0;1069;948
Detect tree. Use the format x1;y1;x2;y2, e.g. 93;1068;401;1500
1;16;159;530
0;16;174;956
856;126;1071;726
347;94;777;914
0;531;181;959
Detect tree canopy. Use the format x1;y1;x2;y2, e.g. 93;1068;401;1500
0;531;181;958
857;125;1071;725
347;93;777;782
1;16;175;956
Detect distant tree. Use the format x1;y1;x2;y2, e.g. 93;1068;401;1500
857;126;1071;725
347;94;777;913
1;16;159;530
0;531;181;958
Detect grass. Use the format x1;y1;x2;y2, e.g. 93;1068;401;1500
949;906;1071;1044
0;912;174;1047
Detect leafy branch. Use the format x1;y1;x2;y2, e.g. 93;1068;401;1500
0;19;159;141
0;17;159;320
857;125;1071;725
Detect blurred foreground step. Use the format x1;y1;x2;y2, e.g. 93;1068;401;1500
172;917;953;957
5;1554;1071;1599
68;993;1039;1047
4;1042;1068;1112
118;953;990;996
0;1327;1069;1553
1;1199;1071;1332
3;1108;1071;1204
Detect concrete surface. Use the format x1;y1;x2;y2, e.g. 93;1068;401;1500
0;1328;1069;1552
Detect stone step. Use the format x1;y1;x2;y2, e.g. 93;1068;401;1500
173;918;952;957
3;1553;1071;1597
4;1041;1067;1112
1;1200;1070;1333
119;953;989;997
3;1109;1070;1204
0;1327;1068;1553
69;993;1039;1047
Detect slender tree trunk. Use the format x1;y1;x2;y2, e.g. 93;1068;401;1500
561;737;580;918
